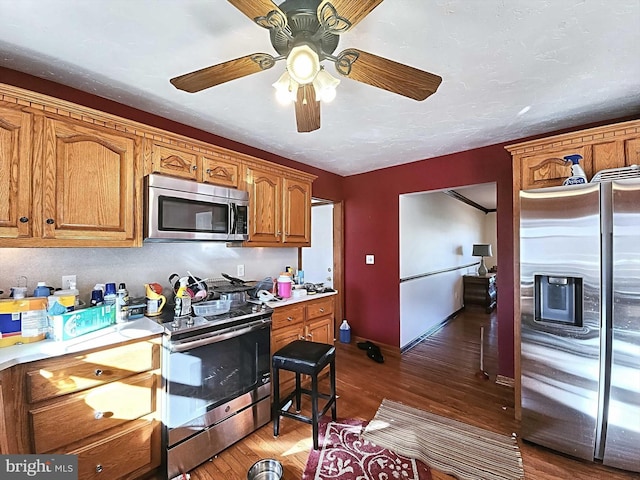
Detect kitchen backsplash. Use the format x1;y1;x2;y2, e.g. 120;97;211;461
0;243;296;302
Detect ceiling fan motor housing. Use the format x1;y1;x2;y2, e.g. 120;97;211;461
271;0;339;60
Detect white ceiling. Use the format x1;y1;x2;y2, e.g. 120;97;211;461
1;0;639;177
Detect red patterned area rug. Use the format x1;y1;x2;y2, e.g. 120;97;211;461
302;418;432;480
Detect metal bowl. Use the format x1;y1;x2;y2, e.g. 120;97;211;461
247;459;283;480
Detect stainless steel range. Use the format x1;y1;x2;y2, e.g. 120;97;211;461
160;302;273;479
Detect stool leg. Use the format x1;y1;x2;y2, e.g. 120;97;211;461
330;359;337;421
295;372;302;412
273;367;280;437
311;372;319;450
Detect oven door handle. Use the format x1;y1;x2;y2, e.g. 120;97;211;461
169;319;271;352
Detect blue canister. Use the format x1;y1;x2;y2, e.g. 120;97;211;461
339;319;351;343
34;282;51;297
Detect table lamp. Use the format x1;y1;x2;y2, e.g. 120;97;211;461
472;244;492;276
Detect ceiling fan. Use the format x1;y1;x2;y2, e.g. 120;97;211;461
170;0;443;133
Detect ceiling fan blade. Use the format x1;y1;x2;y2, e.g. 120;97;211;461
295;84;321;133
334;48;442;101
170;54;276;93
318;0;384;33
227;0;288;29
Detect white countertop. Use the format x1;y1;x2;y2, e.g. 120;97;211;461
261;290;337;308
0;317;165;371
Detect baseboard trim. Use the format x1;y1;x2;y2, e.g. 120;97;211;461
495;375;515;388
400;308;465;354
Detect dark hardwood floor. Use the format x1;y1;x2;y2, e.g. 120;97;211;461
188;308;639;480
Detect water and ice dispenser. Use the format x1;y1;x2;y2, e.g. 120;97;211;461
534;275;583;326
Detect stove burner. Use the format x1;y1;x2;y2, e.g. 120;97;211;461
161;301;273;341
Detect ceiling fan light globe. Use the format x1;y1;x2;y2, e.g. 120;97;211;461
273;71;299;105
313;69;340;102
287;44;320;84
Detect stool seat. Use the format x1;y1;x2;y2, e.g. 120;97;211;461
272;340;335;375
272;340;337;450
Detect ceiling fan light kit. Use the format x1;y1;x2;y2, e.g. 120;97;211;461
170;0;443;132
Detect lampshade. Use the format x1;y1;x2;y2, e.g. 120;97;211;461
312;68;340;102
272;71;299;105
286;43;320;85
472;244;492;257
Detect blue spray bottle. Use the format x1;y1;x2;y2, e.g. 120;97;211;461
562;154;587;185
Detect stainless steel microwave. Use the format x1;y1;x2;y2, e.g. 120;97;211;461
144;174;249;242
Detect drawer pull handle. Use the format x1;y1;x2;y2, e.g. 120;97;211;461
96;465;103;473
306;333;313;339
319;308;325;313
94;411;104;420
94;369;103;376
287;316;293;321
298;335;305;340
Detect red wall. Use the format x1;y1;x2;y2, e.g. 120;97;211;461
343;145;516;377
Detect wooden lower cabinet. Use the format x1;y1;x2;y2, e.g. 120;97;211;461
2;337;162;480
270;296;335;394
463;274;497;313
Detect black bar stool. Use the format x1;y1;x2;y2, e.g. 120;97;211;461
272;340;337;449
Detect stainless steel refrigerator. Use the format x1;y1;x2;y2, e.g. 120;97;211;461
520;179;640;473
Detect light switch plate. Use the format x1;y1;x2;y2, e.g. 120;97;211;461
365;255;375;265
237;264;245;277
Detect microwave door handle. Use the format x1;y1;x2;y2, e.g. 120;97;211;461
230;203;237;234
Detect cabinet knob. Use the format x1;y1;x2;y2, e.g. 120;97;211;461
94;411;104;420
306;333;313;339
46;218;54;225
319;308;325;313
206;168;212;175
95;465;103;473
19;216;29;223
298;335;305;340
287;316;293;322
192;165;197;171
94;369;103;376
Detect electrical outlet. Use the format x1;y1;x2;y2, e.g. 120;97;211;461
237;264;245;277
365;255;375;265
61;275;76;289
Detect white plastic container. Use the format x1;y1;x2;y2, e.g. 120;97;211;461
192;299;232;316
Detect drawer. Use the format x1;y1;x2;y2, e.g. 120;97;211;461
30;372;157;452
305;298;334;321
72;420;159;480
26;340;158;403
271;304;304;330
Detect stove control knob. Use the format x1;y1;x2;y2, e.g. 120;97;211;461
186;317;194;326
252;305;259;313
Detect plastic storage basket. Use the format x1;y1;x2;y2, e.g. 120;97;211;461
192;299;232;316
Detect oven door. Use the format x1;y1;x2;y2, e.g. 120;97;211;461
165;320;271;445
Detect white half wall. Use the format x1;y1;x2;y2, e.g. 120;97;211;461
399;188;495;348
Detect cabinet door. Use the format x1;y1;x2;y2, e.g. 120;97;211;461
271;324;303;394
592;140;625;174
0;104;32;239
306;316;333;345
625;138;640;166
201;154;239;188
282;177;311;245
41;117;136;242
520;146;590;189
245;165;281;243
151;143;198;180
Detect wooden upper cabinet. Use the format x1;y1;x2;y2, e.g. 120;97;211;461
40;116;137;244
282;177;311;245
519;146;590;190
150;142;198;180
625;137;640;166
202;153;239;188
245;164;282;244
243;163;314;246
0;103;32;239
507;119;640;191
